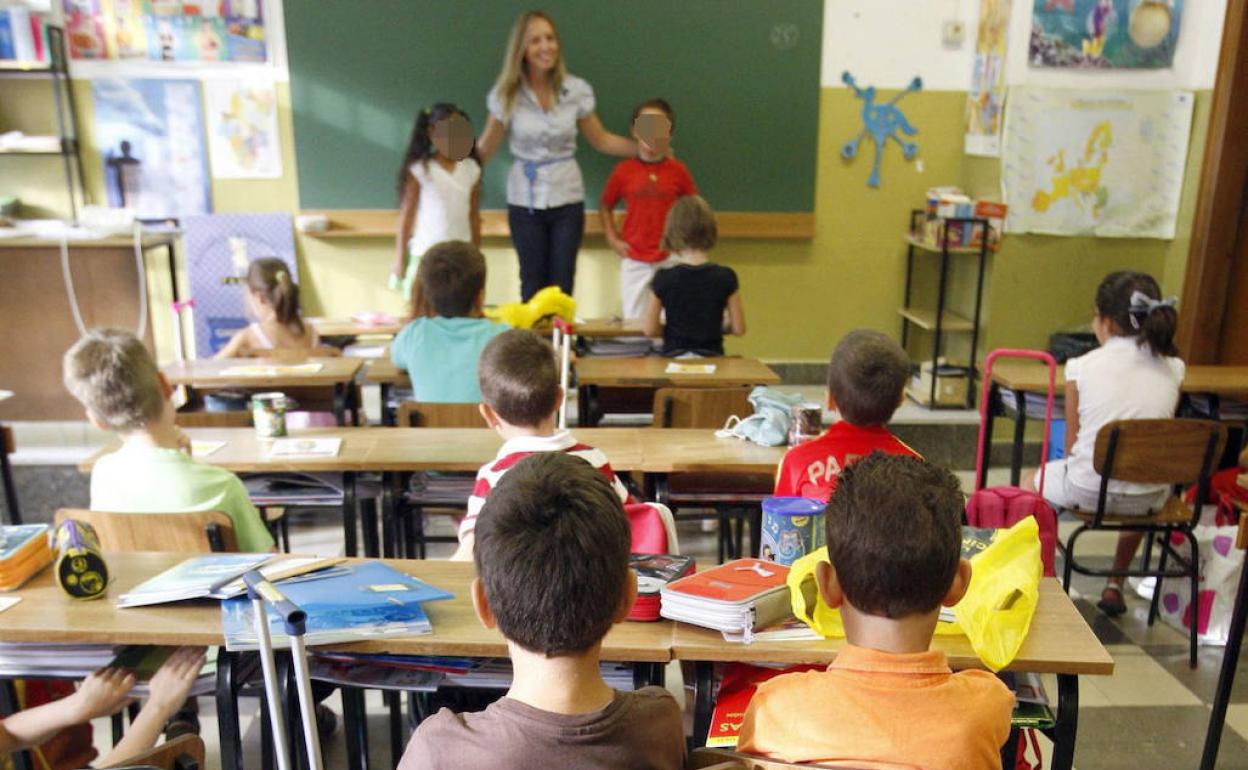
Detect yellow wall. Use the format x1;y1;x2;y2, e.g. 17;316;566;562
30;81;1212;366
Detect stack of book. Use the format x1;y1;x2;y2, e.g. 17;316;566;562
0;643;216;697
660;559;793;635
116;553;344;608
0;524;53;591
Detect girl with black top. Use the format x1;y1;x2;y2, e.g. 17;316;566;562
643;195;746;356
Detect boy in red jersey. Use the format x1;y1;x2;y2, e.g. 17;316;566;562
600;99;698;321
774;330;919;501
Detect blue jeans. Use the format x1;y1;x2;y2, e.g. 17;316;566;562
508;202;583;302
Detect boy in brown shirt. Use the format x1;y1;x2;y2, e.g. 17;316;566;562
398;452;685;770
739;453;1014;770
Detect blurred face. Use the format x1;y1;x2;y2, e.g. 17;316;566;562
430;113;474;161
523;17;559;75
633;109;672;158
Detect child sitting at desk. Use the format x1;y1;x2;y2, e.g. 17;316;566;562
451;329;630;560
215;257;321;358
774;329;919;500
739;453;1014;768
642;195;745;356
399;452;685;770
390;240;508;403
62;329;274;552
0;647;204;767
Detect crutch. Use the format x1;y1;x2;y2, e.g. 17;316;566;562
552;317;572;429
245;570;324;770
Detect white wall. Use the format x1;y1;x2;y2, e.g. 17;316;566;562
821;0;1226;91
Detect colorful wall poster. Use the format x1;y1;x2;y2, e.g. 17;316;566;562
965;0;1013;157
1001;87;1194;238
204;79;281;178
182;213;297;357
1029;0;1183;69
92;78;212;219
63;0;265;62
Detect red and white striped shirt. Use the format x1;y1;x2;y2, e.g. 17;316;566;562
458;431;631;542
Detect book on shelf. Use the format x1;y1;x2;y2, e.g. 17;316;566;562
221;561;453;651
628;553;695;622
660;559;792;634
242;472;344;506
117;553;272;608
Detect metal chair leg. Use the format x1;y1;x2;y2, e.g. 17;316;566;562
1151;536;1173;628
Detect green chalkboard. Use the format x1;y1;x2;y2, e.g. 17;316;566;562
284;1;822;212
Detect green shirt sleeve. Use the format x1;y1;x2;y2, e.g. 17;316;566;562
222;474;275;552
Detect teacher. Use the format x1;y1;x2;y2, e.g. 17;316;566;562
478;10;635;302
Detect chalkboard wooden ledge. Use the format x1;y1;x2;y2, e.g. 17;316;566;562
299;210;814;241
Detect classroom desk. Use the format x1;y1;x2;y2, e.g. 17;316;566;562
672;579;1114;770
0;552;673;770
162;357;363;426
982;361;1248;487
79;427;779;556
309;317;404;338
575;356;781;427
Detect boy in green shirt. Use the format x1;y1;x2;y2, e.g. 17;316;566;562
63;329;274;552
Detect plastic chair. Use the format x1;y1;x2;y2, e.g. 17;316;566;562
1061;418;1227;668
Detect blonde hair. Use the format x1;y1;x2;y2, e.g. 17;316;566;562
493;10;566;119
661;195;718;253
63;328;165;432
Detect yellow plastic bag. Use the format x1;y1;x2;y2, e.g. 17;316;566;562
484;286;576;329
787;517;1042;671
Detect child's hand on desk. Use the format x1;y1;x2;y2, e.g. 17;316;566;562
67;667;136;722
145;646;206;714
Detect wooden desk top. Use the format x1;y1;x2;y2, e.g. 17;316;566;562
991;360;1248;397
576;357;781;388
79;427;774;475
364;359;407;385
0;552;671;662
309;318;403;337
0;234;175;250
671;580;1115;676
162;358;363;389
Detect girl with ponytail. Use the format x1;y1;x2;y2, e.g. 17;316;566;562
216;257;320;357
1023;270;1184;617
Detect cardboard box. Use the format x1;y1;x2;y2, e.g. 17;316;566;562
908;361;970;408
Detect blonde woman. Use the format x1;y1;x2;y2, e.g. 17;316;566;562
478;10;634;301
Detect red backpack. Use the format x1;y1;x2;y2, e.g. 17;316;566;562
965;349;1059;577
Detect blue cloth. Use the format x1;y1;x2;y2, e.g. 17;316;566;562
390;317;509;403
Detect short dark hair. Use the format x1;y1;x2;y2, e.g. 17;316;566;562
478;329;559;427
661;195;717;253
474;452;632;655
827;453;963;619
63;328;165;431
415;240;486;317
631;98;675;130
827;329;910;426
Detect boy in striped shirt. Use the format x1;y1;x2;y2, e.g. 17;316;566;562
449;329;631;561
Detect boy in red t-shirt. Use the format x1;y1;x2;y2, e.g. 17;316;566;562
775;330;919;501
600;98;698;321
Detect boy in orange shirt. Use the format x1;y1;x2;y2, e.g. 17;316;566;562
739;453;1014;770
774;329;918;501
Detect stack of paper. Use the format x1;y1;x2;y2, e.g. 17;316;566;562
243;473;344;506
0;644;216;697
0;524;53;591
221;562;454;650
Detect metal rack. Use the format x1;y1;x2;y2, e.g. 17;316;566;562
900;209;990;409
0;27;87;223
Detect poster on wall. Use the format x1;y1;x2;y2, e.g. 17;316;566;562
63;0;266;62
92;77;212;219
1001;87;1193;238
204;79;282;178
965;0;1012;157
182;213;297;357
1029;0;1183;69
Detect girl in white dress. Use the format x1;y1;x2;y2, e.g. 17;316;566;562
390;103;483;305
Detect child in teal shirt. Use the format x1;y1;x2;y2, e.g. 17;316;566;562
390;240;508;403
62;329;274;552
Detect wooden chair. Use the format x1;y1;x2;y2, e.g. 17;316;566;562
100;733;205;770
1061;418;1227;668
687;747;862;769
652;387;774;562
393;402;484;558
54;509;237;553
